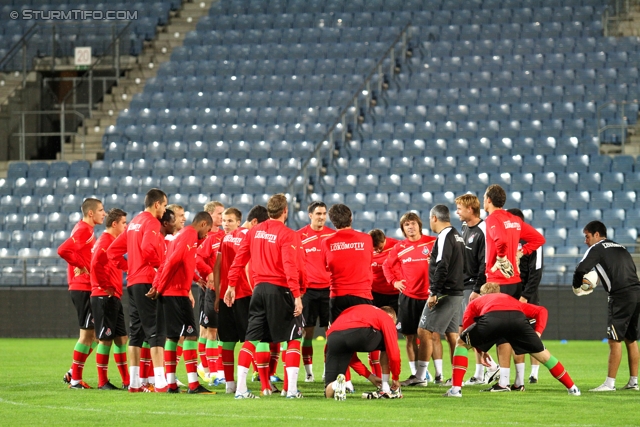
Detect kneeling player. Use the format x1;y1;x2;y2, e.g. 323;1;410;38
149;212;214;394
443;283;580;397
324;305;401;400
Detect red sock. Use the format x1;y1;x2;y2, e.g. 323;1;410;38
198;340;208;369
96;352;110;387
164;347;177;385
269;342;279;377
369;351;382;378
71;342;90;382
452;355;468;388
140;346;151;383
256;346;272;392
216;344;223;373
302;344;313;367
176;344;183;362
238;342;255;369
285;340;301;369
549;360;575;389
221;347;235;382
113;349;129;386
183;346;198;390
206;346;216;374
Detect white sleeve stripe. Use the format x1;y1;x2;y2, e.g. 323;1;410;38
535;247;543;270
436;228;452;263
595;264;611;292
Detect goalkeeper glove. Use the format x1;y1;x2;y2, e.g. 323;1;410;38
572;286;593;297
490;256;514;279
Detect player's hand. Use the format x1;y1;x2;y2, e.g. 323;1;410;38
519;296;528;303
189;290;195;308
206;273;215;290
73;267;89;277
393;280;406;292
224;286;236;307
535;331;541;338
293;296;303;317
100;287;115;297
480;352;492;367
427;295;438;309
469;291;481;301
490;256;514;278
146;287;159;300
368;374;382;387
196;278;207;290
214;298;220;312
391;380;401;390
516;250;523;274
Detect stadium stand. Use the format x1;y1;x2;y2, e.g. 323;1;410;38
0;0;639;287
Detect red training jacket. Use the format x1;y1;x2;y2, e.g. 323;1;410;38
485;210;546;285
107;211;164;286
322;228;373;299
382;235;436;300
328;305;401;381
153;226;200;297
371;236;400;295
297;224;335;289
462;292;548;334
90;232;123;299
227;219;305;298
196;228;225;278
57;220;95;292
219;227;253;300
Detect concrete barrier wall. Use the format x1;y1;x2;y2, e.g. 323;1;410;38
0;285;610;340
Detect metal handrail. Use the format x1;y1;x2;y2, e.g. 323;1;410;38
596;100;639;147
285;21;413;227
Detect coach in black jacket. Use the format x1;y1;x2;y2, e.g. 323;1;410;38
572;220;640;392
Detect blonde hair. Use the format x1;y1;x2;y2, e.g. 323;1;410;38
455;194;480;217
204;201;224;213
480;282;500;295
380;306;397;324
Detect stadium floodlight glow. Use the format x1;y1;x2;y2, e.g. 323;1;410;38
205;108;210;113
231;76;237;81
135;78;141;84
192;125;197;130
198;92;203;96
171;125;176;130
174;32;180;38
165;109;169;113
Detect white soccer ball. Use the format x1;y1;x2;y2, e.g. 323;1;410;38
582;270;599;291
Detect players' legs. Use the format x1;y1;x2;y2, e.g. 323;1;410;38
496;343;512;388
513;353;526;388
405;334;418;375
416;327;434;383
625;339;639;378
302;326;315;379
432;333;443;381
530;349;578;393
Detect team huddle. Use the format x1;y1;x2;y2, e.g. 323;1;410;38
57;183;640;398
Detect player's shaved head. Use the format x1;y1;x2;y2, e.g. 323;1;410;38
480;282;500;295
192;211;213;226
81;198;102;217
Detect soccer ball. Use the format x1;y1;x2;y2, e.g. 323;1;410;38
582;270;599;291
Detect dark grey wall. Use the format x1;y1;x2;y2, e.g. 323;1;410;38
0;286;611;340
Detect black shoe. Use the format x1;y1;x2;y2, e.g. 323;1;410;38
481;383;510;392
167;386;181;393
510;384;525;391
63;371;72;384
528;376;538;384
434;375;443;385
187;384;216;394
98;381;119;390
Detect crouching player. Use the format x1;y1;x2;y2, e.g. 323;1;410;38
148;212;214;394
324;305;401;400
443;282;581;397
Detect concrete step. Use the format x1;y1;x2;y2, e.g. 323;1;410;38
111;84;144;97
59;151;100;162
182;0;214;13
157;31;187;42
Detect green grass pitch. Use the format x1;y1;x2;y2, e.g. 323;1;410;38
0;338;637;426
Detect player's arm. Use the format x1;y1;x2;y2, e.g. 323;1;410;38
141;229;162;268
430;238;453;298
520;249;542;302
471;234;487;295
57;230;90;270
93;248;117;295
378;315;402;381
519;222;546;255
213;254;221;295
196;236;214;278
487;217;507;257
106;230;128;271
281;233;301;298
519;302;548;335
154;238;186;295
382;246;406;291
226;233;251;289
571;246;601;289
